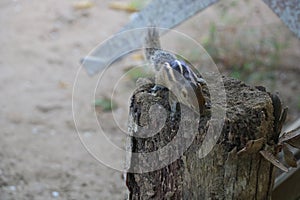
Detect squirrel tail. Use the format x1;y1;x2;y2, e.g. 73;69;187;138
144;27;161;62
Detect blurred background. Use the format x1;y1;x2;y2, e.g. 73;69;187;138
0;0;299;199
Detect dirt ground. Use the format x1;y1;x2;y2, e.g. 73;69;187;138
0;0;299;199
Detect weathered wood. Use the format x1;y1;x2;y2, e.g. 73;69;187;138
126;75;278;200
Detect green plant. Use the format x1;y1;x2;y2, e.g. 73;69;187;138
94;97;117;111
198;3;290;89
128;0;149;11
124;66;152;82
202;22;219;59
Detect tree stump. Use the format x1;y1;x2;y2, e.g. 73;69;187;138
126;75;279;200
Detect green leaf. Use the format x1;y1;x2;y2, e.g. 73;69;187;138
124;67;151;82
94;98;117;111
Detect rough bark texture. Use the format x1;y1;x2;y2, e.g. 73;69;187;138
126;76;278;200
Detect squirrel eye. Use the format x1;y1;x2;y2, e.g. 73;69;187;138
183;71;190;80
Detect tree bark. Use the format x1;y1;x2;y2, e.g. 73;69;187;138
126;75;278;200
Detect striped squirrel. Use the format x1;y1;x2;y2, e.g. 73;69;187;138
144;27;206;114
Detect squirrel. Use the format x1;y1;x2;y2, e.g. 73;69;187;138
144;27;206;114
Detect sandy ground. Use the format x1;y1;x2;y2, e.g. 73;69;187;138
0;0;299;199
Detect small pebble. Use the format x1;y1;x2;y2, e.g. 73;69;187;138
130;12;139;21
83;131;93;138
52;191;59;198
32;127;39;134
9;185;16;191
